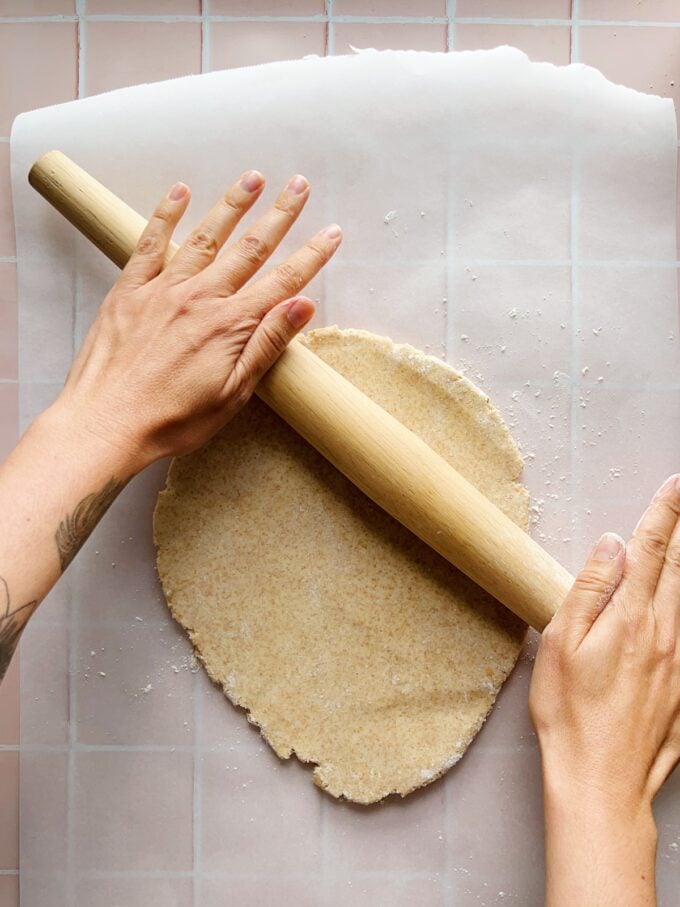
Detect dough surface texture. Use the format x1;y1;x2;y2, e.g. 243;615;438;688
154;327;529;803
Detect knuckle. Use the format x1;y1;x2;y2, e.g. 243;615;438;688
654;631;676;660
573;567;612;597
638;531;668;561
664;543;680;574
273;197;297;216
151;205;174;225
221;194;244;215
539;622;564;657
305;240;329;267
238;233;270;266
135;233;162;256
188;230;219;257
275;262;304;293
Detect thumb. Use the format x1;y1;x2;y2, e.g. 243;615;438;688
236;296;315;387
551;532;626;648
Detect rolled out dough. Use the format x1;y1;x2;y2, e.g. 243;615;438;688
154;327;530;803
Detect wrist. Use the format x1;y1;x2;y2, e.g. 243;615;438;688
34;396;147;480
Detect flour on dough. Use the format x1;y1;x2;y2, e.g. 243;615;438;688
154;327;529;804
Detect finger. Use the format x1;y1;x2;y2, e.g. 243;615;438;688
234;223;342;320
163;170;265;283
650;476;680;624
549;532;625;649
230;296;316;393
200;175;311;296
619;474;680;604
118;182;190;289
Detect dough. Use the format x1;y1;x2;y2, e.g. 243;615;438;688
154;328;529;803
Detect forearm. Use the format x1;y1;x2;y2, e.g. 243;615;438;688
542;768;657;907
0;400;136;680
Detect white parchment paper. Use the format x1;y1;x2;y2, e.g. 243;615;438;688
11;49;680;905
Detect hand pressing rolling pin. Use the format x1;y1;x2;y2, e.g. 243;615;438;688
0;175;679;906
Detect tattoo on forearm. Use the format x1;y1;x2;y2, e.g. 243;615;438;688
0;576;37;681
55;477;124;572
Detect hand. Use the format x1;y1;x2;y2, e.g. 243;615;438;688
52;171;342;474
530;474;680;906
530;473;680;806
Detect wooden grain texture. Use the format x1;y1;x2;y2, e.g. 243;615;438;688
28;150;574;631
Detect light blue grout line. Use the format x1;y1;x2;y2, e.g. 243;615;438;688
571;0;580;64
192;676;203;905
446;0;456;51
326;0;334;58
76;0;87;99
1;14;680;25
201;0;210;74
0;870;19;876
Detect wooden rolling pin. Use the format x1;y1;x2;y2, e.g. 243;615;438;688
29;150;574;632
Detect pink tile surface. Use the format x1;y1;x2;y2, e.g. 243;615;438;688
455;22;571;64
88;0;199;12
202;877;323;907
212;0;324;12
19;620;68;745
335;0;445;14
0;752;19;869
201;747;323;876
20;752;68;878
210;21;326;70
579;266;679;387
0;382;18;462
333;22;447;53
445;744;545;903
457;0;571;15
0;263;17;380
0;22;77;135
453;145;571;259
452;265;572;386
85;21;201;97
579;25;680;108
74;621;195;746
3;3;680;900
0;876;19;907
324;262;447;357
325;780;446;875
574;389;680;525
0;0;74;13
75;877;193;907
0;145;16;255
73;751;193;872
0;650;19;743
581;0;680;20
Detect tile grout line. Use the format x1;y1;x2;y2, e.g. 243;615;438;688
326;0;334;57
192;673;203;904
76;0;87;99
443;6;457;885
4;14;680;25
446;0;456;52
570;0;580;64
200;0;210;76
67;8;86;904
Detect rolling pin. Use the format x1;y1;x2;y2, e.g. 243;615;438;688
29;150;574;632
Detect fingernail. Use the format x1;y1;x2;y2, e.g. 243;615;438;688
286;298;314;329
286;175;309;195
241;170;264;193
168;182;189;200
321;223;342;240
592;532;623;562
